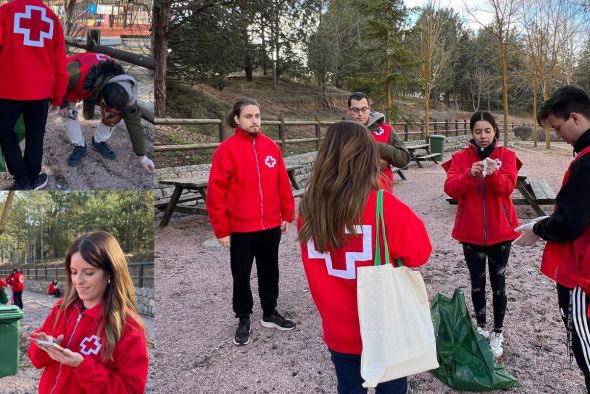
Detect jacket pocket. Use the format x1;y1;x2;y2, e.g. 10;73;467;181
502;202;513;228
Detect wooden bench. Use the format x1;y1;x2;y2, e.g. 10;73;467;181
154;192;201;209
407;143;439;167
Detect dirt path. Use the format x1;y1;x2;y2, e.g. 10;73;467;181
153;142;586;393
0;64;154;191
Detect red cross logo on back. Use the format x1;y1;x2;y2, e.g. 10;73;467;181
14;5;54;48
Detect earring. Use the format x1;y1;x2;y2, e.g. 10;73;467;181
107;279;111;284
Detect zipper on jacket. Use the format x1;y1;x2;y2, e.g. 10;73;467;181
482;178;488;246
251;138;265;230
49;312;83;394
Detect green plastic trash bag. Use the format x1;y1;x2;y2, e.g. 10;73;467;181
430;288;520;391
0;287;8;305
0;115;26;172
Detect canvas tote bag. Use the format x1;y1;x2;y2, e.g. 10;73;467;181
357;190;439;388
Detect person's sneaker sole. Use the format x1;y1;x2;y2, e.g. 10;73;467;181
67;151;87;167
33;176;48;191
232;331;251;346
260;320;295;331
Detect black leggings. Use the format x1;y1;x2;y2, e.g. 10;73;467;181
462;241;511;331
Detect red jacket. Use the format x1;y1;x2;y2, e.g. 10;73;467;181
64;52;112;103
371;123;394;191
443;144;520;245
0;0;68;105
12;271;24;292
299;190;432;354
541;147;590;300
29;300;148;394
47;281;57;295
207;128;295;238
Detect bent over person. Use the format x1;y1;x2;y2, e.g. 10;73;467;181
60;52;153;172
206;98;296;346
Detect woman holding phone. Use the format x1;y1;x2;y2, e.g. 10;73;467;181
28;231;149;393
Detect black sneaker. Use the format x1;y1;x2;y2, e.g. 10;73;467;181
261;311;296;331
32;173;48;191
233;318;251;345
91;137;116;160
8;181;31;190
67;145;87;167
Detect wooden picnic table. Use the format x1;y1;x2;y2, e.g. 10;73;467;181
446;171;557;217
407;143;439;167
157;163;304;227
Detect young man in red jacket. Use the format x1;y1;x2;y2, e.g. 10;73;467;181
515;85;590;391
12;268;24;309
348;92;410;191
0;0;68;190
206;98;296;346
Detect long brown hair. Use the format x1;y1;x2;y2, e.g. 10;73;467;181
58;231;145;359
298;121;380;252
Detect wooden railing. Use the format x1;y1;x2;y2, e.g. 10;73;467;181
0;262;154;288
155;118;521;155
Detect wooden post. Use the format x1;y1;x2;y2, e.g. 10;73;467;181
420;120;424;140
455;119;459;136
444;119;449;137
314;119;321;151
139;263;144;288
464;120;467;135
278;116;286;155
404;123;409;142
86;29;101;49
433;121;438;136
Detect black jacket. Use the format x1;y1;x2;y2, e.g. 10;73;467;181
534;129;590;242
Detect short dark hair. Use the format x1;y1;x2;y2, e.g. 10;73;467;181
537;85;590;125
348;92;369;108
226;98;259;128
470;111;500;140
102;83;129;112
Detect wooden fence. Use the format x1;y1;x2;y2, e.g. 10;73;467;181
0;262;154;288
155;118;521;155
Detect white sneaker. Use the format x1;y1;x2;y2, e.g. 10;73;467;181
476;326;490;339
489;332;504;358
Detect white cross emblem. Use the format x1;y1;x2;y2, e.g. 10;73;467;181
96;54;110;61
265;156;277;168
14;6;54;48
79;335;101;356
374;126;384;136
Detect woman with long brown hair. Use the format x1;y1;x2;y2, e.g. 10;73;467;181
28;231;149;393
298;121;431;393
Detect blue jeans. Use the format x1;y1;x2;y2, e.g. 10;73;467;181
329;350;408;394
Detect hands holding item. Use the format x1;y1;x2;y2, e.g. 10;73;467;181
472;158;501;177
281;221;290;234
218;236;230;249
138;155;155;173
29;332;84;367
470;161;484;177
513;216;549;246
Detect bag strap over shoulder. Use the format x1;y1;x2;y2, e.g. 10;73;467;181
374;190;402;267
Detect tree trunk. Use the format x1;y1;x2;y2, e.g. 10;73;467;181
532;80;538;148
501;42;509;144
153;0;170;116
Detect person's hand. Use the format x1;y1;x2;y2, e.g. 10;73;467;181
483;157;498;176
29;333;83;367
218;236;230;249
513;222;539;246
138;156;154;173
470;161;484;177
49;105;60;115
281;221;290;234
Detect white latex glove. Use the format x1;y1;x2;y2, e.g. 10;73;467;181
138;155;154;173
513;222;539;246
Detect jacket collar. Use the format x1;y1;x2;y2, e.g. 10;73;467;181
574;128;590;154
235;127;260;141
73;299;105;321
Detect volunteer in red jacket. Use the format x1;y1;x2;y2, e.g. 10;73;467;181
28;231;149;393
12;268;24;309
298;121;431;394
0;0;68;190
206;98;296;346
348;92;410;191
443;111;520;358
515;85;590;392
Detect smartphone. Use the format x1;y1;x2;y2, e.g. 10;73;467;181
37;339;66;352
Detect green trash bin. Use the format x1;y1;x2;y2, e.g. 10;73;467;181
429;134;446;161
0;305;24;377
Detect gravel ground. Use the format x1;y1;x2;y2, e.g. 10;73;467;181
154;141;587;394
0;65;154;191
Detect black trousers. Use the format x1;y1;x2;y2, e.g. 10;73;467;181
557;284;590;392
13;290;23;309
230;227;281;319
0;98;49;185
462;241;511;331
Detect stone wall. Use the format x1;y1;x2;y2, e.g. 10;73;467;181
25;279;154;317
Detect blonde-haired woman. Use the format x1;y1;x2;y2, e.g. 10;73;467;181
28;231;149;393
